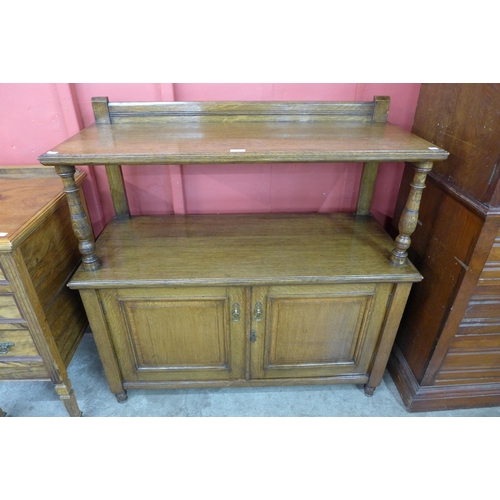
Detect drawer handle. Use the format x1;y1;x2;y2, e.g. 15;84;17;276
254;302;263;321
0;342;14;355
232;303;241;322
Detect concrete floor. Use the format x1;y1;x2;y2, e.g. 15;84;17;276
2;333;500;417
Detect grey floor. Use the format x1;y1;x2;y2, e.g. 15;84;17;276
2;332;500;417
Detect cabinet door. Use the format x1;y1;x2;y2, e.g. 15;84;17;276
249;284;392;380
99;287;246;383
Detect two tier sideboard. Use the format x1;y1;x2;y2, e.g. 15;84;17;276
38;96;448;404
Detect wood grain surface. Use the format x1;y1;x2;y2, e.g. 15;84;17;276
69;213;422;289
39;121;448;166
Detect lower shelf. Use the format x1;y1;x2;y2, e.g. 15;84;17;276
71;212;421;401
69;212;422;289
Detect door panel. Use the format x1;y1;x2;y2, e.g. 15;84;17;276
250;284;392;379
100;287;246;382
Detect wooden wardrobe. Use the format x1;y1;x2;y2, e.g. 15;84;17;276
389;83;500;411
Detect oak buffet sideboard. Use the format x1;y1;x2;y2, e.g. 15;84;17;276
38;96;448;404
0;165;88;416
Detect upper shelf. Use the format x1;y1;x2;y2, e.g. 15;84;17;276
38;98;449;166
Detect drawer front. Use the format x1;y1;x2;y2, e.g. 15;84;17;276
435;346;500;384
459;285;500;336
0;325;39;357
479;235;500;283
0;324;45;380
0;294;23;321
0;360;49;380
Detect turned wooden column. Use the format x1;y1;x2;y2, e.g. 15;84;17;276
390;161;433;266
55;165;101;271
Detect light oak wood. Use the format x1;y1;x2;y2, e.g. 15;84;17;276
68;214;422;289
39;121;448;166
54;165;101;271
249;283;391;381
105;164;130;219
0;326;39;357
391;162;433;265
0;294;23;320
78;289;127;402
357;161;380;215
99;287;247;384
38;97;449;403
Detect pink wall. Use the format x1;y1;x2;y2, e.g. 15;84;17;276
0;83;421;235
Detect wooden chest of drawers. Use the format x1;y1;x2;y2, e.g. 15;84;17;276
0;166;88;416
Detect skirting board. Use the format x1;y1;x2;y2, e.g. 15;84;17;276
387;343;500;412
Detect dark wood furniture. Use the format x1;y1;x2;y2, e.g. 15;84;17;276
0;165;88;416
38;97;448;403
388;83;500;411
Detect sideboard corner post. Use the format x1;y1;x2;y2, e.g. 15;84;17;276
390;161;433;266
54;164;102;271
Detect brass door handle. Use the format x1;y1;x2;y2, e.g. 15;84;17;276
254;302;263;321
232;303;241;322
0;342;14;355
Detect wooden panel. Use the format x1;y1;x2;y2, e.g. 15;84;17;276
0;294;23;320
393;166;484;381
0;327;39;357
412;84;500;205
44;292;86;362
105;100;380;124
268;296;367;364
17;185;87;361
19;202;82;310
123;299;228;368
100;287;246;383
250;283;391;379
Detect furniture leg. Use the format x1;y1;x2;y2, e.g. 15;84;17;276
115;391;128;403
0;407;6;417
79;289;128;403
55;378;83;417
54;165;101;271
364;386;376;397
364;282;413;396
390;162;433;265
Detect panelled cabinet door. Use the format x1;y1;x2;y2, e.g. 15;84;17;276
99;287;247;383
249;284;392;380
